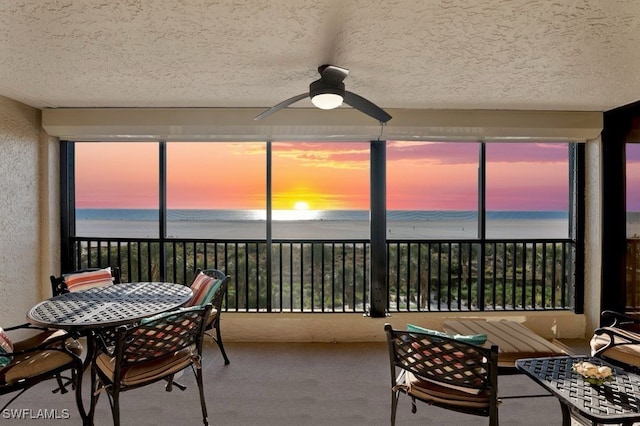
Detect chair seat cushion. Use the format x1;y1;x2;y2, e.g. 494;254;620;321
12;329;84;357
205;308;218;327
590;327;640;368
96;346;195;387
405;372;490;409
1;329;83;380
0;349;74;385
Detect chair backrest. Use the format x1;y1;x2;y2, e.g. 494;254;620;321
108;304;212;371
50;267;121;296
591;310;640;372
601;310;640;331
384;323;499;415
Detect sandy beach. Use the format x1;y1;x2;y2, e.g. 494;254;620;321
76;219;572;240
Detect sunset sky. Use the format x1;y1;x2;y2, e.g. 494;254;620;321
628;143;640;211
74;141;640;211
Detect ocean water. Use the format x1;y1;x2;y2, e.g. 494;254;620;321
74;209;578;239
76;208;570;222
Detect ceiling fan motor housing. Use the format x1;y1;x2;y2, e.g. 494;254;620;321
309;79;345;98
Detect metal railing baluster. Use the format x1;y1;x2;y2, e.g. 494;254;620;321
70;237;575;314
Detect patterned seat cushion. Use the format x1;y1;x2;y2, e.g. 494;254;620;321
1;329;84;384
0;349;74;385
405;372;490;408
96;346;195;387
12;329;83;357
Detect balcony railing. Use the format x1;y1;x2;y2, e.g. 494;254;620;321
69;237;576;313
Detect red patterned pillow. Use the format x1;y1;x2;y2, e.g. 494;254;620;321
0;327;14;367
65;267;114;292
186;272;217;306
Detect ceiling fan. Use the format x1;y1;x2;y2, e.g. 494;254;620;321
254;65;392;123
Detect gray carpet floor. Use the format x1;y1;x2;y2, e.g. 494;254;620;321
4;340;594;425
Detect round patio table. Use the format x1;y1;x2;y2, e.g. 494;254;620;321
26;282;192;426
27;281;193;329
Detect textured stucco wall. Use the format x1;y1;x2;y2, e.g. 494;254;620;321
0;97;46;327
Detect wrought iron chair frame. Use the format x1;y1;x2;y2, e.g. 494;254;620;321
49;266;122;373
0;323;85;420
195;268;231;365
384;323;500;426
592;310;640;373
89;304;212;426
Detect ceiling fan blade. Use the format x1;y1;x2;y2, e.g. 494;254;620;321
343;91;392;123
254;93;309;120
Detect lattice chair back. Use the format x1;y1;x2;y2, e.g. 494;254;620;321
384;323;499;426
116;305;209;367
90;304;212;426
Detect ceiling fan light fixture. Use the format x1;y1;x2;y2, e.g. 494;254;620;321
254;64;391;123
309;78;345;110
311;92;343;109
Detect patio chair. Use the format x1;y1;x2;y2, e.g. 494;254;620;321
186;268;231;365
50;266;121;296
591;310;640;372
89;304;213;426
384;323;499;426
0;323;85;419
49;267;121;370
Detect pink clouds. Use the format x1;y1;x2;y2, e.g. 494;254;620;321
75;140;573;212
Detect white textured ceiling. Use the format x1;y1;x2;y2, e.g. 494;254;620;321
1;0;640;113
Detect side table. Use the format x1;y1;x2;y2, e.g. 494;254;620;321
516;356;640;425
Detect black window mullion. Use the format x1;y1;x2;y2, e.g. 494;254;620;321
159;141;167;282
478;142;486;311
569;142;585;313
60;140;76;272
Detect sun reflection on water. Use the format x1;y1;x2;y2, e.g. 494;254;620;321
247;209;321;221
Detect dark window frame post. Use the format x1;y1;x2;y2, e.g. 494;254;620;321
569;143;585;314
478;143;486;311
369;140;387;317
59;140;75;273
601;104;638;317
159;141;167;282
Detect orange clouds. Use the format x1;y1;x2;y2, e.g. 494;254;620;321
75;140;572;212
